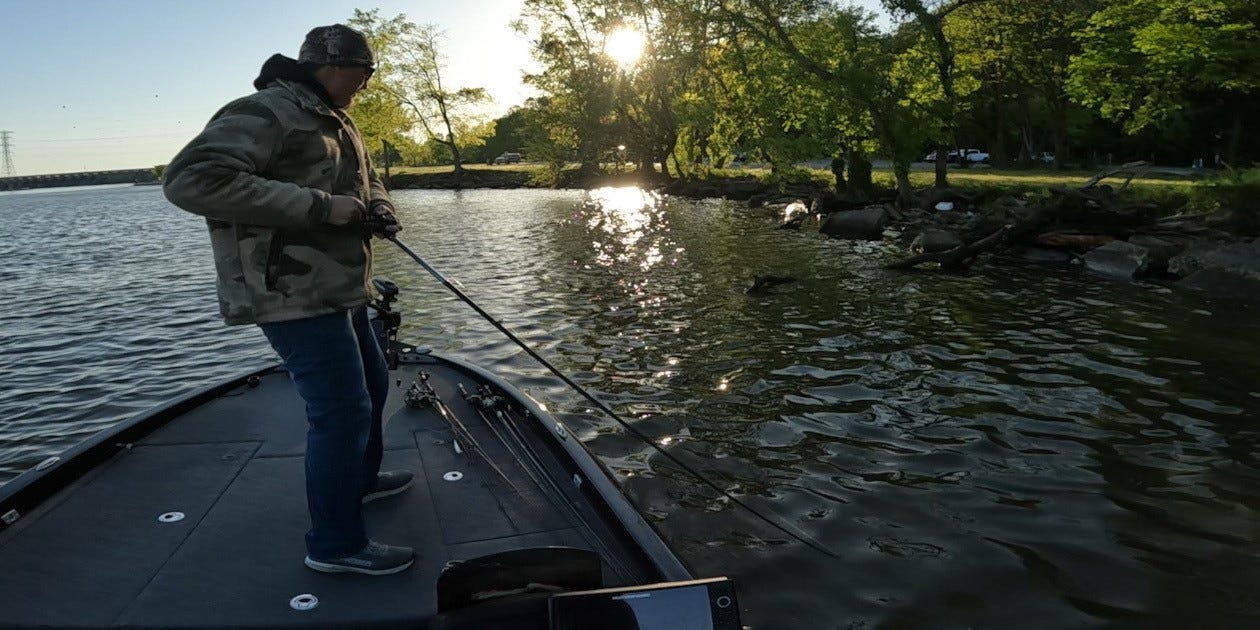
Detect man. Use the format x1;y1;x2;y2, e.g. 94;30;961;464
163;24;413;576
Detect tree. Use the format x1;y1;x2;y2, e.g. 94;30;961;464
345;10;422;166
712;0;931;204
349;10;493;176
948;0;1100;169
1068;0;1260;164
516;0;622;174
884;0;990;187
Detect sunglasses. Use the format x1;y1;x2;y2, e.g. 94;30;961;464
337;63;375;79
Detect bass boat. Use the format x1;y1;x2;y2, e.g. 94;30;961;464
0;238;745;629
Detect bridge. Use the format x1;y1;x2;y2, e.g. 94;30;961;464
0;169;159;191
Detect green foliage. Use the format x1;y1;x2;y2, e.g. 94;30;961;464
152;164;166;180
1186;167;1260;216
349;9;493;172
459;0;1260;190
516;0;623;171
346;10;421;159
1068;0;1260;134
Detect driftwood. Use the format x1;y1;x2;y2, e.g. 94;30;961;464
885;226;1012;271
885;162;1162;271
745;275;797;294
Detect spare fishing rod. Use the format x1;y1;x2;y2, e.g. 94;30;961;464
386;235;838;559
458;383;547;492
406;371;521;495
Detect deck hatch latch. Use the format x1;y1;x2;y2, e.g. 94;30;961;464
157;512;186;523
290;594;319;611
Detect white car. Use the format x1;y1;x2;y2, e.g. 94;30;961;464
923;149;989;164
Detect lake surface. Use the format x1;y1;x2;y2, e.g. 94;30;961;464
2;184;1259;628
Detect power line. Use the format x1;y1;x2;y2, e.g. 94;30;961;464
1;131;14;177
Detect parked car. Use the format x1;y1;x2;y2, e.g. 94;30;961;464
492;152;522;165
924;149;989;164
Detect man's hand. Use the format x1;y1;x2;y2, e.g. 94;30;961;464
369;202;402;238
327;195;366;226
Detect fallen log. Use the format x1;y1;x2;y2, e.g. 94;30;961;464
885;227;1012;271
884;162;1177;271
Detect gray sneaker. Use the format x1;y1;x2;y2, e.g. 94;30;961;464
304;541;415;575
363;470;414;503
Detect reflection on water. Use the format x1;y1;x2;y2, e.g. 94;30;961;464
584;186;668;273
3;185;1260;628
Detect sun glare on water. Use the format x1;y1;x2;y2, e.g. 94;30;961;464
605;27;646;68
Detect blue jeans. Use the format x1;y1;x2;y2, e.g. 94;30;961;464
259;305;388;559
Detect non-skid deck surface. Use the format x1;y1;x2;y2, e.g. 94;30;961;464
0;362;607;628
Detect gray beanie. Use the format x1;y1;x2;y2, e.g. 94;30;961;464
298;24;375;67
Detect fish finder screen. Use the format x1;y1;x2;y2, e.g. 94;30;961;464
550;583;715;630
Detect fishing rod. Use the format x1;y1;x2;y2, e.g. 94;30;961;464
459;383;551;496
406;371;521;495
387;236;838;559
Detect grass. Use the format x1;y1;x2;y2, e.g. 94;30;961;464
886;169;1200;211
708;164;1204;211
388;163;548;175
385;162;1237;214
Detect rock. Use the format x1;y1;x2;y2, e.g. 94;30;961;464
778;214;808;230
1036;233;1115;251
748;193;772;208
782;200;809;218
820;206;889;240
1083;241;1151;279
1017;247;1075;263
1168;241;1260;279
961;211;1007;240
1128;235;1185;272
745;275;797;294
723;180;764;201
1179;268;1260;302
992;195;1027;209
695;184;722;198
809;191;846;214
911;230;962;254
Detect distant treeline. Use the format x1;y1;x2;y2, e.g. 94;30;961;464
348;1;1258;202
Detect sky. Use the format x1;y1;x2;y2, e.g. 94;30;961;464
0;0;887;176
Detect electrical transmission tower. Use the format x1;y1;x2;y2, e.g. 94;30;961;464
0;131;14;177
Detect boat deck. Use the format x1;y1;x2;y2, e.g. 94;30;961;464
0;355;650;628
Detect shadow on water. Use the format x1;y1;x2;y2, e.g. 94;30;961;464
4;185;1260;628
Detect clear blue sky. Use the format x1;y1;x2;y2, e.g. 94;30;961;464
0;0;887;176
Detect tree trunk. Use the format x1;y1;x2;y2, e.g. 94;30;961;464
935;144;949;188
847;151;873;202
1225;103;1243;166
1051;100;1068;171
1017;99;1035;168
992;96;1009;168
382;140;392;183
894;161;915;209
449;141;464;177
831;155;847;195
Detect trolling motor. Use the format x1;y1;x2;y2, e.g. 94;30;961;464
368;276;402;368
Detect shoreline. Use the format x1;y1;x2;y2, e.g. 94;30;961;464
386;166;1259;304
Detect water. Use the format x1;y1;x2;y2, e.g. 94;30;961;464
3;184;1260;628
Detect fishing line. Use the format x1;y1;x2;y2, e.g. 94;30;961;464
387;236;838;559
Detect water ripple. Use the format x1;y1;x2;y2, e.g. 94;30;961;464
3;186;1259;627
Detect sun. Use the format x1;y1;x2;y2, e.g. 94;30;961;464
605;27;646;68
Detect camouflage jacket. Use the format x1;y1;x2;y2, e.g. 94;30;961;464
163;78;391;325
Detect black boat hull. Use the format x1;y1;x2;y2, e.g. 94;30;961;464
0;349;695;628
